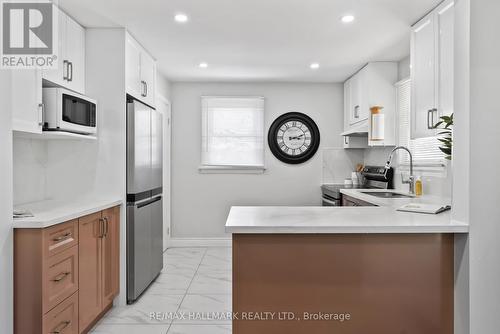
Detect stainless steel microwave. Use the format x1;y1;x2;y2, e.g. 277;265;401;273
42;88;97;134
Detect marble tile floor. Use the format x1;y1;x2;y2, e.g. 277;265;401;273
90;247;232;334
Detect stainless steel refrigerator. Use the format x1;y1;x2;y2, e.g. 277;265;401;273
126;98;163;303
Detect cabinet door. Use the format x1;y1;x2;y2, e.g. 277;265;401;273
11;70;43;133
436;0;454;118
126;35;143;100
65;15;86;94
411;14;436;139
343;79;352;131
42;8;67;86
140;53;156;107
349;73;363;125
101;207;120;307
78;212;102;332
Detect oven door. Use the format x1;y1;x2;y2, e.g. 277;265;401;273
322;195;341;206
58;93;97;134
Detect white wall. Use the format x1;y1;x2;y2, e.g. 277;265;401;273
171;82;343;238
157;73;172;101
0;70;14;334
467;0;500;332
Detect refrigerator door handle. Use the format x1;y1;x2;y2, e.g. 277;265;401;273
136;196;162;209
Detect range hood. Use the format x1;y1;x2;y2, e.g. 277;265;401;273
340;121;369;136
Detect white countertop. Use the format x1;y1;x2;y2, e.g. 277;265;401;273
225;189;468;234
13;197;123;228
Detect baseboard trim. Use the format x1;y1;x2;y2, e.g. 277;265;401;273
167;237;232;248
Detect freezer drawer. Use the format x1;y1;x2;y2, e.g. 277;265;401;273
126;195;163;303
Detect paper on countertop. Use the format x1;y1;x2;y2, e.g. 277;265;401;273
13;209;34;219
397;203;451;214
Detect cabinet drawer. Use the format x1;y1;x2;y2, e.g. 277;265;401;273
43;292;78;334
43;246;79;314
43;220;78;258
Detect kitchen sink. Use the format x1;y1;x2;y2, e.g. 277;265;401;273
361;191;414;198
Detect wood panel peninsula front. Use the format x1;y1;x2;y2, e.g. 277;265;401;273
225;205;469;334
13;199;122;334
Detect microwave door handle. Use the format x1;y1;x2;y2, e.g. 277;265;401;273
68;62;73;82
63;60;68;81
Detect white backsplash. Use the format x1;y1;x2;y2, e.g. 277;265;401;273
322;148;364;184
13;138;48;205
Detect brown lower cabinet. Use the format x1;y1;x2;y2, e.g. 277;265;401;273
14;205;120;334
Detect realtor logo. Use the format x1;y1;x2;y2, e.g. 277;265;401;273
1;0;58;69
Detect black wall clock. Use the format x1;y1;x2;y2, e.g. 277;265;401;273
268;112;320;164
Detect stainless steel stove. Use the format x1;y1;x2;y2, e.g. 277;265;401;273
321;166;394;206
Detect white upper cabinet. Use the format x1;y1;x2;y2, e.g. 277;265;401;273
125;33;157;108
343;62;397;147
12;70;43;134
43;8;86;94
411;0;454;139
64;15;86;94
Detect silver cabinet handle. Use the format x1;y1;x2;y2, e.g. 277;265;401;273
344;137;348;145
52;272;70;282
51;320;71;334
140;80;146;97
354;105;360;118
68;62;73;82
63;60;69;80
38;103;44;126
99;218;104;238
427;108;438;129
103;217;109;237
53;232;72;242
145;81;148;97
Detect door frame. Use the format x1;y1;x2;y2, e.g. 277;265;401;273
156;94;171;251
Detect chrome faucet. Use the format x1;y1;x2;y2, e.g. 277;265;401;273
385;146;415;194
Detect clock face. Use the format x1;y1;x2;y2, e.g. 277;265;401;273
268;112;320;164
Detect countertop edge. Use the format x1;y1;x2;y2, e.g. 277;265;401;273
225;225;470;234
13;199;123;229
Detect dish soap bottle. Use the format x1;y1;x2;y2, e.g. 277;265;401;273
415;176;423;196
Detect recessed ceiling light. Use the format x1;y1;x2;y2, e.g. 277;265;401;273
174;13;188;23
199;62;208;68
341;15;355;23
310;63;320;70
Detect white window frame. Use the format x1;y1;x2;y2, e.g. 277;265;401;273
396;78;447;176
199;96;266;174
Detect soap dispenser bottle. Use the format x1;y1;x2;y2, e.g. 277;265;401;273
415;176;423;196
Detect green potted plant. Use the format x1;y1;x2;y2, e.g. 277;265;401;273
434;113;453;160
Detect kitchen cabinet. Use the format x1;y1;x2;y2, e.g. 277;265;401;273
126;33;157;107
343;136;368;149
43;8;86;94
411;0;454;139
78;212;103;332
11;70;43;133
343;62;398;147
79;208;120;333
14;206;120;334
101;207;120;306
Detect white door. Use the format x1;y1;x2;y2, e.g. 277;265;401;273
12;70;43;133
436;0;455;118
42;9;67;86
125;35;142;100
411;14;436;139
157;97;171;250
140;54;156;107
65;16;86;94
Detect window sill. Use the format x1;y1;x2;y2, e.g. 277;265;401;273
198;166;266;174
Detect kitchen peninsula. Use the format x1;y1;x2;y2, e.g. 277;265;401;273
226;190;468;334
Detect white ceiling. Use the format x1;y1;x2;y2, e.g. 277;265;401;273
58;0;441;83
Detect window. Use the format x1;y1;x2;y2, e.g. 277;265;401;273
200;96;265;171
396;79;446;171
